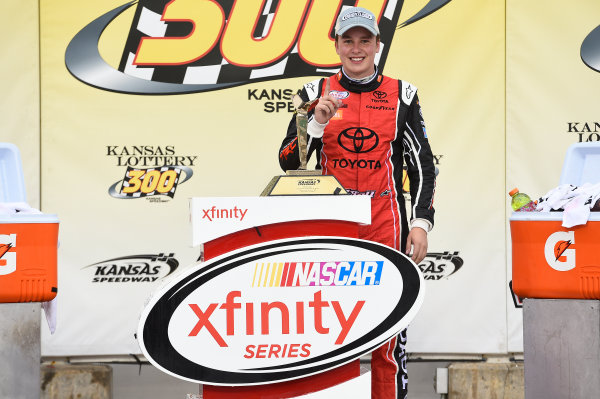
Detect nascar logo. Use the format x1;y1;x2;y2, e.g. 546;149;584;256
252;261;383;287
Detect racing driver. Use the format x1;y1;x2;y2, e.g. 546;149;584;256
278;6;436;399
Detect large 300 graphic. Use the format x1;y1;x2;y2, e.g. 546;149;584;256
65;0;453;94
109;166;193;200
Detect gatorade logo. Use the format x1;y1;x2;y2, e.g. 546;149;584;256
0;234;17;276
544;231;575;272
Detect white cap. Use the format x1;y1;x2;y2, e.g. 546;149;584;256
335;7;380;37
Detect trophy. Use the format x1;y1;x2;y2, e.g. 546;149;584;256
261;82;347;196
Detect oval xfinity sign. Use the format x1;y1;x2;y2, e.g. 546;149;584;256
138;237;424;385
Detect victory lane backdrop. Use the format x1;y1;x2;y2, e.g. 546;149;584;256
40;0;506;357
40;0;290;354
389;0;506;353
506;0;600;351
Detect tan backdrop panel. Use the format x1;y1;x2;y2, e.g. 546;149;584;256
396;0;506;353
41;0;506;355
506;0;600;352
0;0;39;207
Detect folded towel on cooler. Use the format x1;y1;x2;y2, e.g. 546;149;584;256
0;202;42;214
563;193;590;228
536;184;577;212
537;183;600;227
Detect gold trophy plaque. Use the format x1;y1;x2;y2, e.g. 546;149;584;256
261;90;347;197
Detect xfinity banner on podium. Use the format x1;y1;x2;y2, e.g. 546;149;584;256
138;237;424;385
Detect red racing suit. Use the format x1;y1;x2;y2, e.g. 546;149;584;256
279;70;436;399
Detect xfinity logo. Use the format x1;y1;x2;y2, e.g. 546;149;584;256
202;206;248;222
0;234;17;276
188;290;364;348
544;231;575;271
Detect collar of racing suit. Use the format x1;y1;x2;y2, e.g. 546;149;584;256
337;65;383;93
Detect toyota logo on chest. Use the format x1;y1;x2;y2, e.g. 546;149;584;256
338;128;379;153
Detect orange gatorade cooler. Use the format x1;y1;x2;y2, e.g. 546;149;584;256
511;212;600;299
0;213;59;303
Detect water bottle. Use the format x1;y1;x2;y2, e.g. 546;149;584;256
509;188;536;212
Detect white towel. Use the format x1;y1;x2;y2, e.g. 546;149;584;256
0;202;42;214
563;193;591;228
536;184;577;212
41;297;57;334
537;183;600;227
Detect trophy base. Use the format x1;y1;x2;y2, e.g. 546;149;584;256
285;169;324;176
260;170;348;196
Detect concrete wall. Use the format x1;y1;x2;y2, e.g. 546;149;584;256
448;362;524;399
0;303;41;399
523;299;600;399
41;363;112;399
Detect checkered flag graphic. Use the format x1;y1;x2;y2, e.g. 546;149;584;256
118;0;403;88
119;166;182;198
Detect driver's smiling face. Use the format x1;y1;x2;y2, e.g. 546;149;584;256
335;27;380;80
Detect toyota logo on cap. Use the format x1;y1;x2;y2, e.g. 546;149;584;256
338;128;379;153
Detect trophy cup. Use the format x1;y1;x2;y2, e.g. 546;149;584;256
260;90;347;196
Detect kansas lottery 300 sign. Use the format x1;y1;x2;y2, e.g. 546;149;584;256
65;0;453;94
138;237;424;385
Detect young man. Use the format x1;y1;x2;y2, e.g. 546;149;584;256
278;7;436;399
